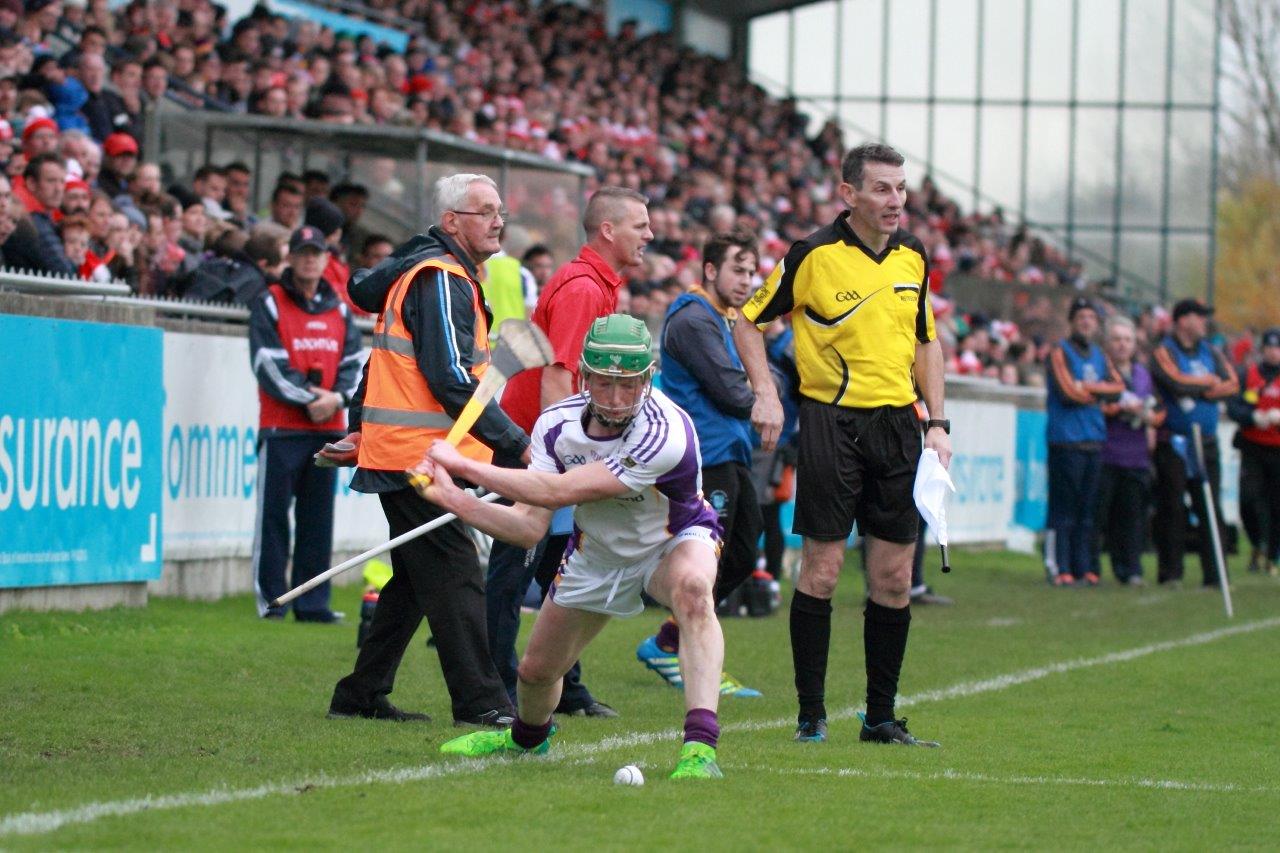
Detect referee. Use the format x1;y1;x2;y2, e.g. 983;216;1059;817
736;142;950;747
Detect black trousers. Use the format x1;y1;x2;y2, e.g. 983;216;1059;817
702;460;764;603
332;487;510;720
1096;464;1152;581
1239;441;1280;562
1153;438;1225;585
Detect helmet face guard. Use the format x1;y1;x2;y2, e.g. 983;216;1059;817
579;363;655;427
578;314;655;428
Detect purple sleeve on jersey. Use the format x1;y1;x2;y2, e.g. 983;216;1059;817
632;399;670;463
542;420;568;474
655;411;723;539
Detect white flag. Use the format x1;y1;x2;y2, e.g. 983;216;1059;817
913;449;955;547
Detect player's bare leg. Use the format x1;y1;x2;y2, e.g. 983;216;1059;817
860;535;938;747
647;539;725;778
516;599;610;725
440;598;607;758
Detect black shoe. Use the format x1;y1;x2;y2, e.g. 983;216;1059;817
858;713;940;747
453;708;516;728
262;607;286;620
327;696;430;722
296;610;345;624
558;700;619;718
794;716;828;743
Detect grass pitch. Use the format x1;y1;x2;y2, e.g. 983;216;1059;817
2;550;1279;850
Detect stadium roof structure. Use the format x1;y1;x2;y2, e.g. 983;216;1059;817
684;0;809;21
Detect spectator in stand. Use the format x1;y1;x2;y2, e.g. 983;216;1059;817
248;224;363;623
267;181;303;230
1227;328;1280;576
60;176;90;216
1150;299;1239;588
126;160;160;207
23;152;76;274
96;131;137;197
304;195;353;307
330;181;368;255
192;164;230;221
302;169;329;201
169;184;207;256
59;212;91;274
223;161;255;228
521;243;555;303
77;51;121;142
1044;298;1124;586
356;233;394;270
1096;316;1164;586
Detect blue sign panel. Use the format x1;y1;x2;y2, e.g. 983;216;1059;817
0;316;164;587
1013;408;1048;531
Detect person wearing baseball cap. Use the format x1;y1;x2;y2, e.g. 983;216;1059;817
246;220;360;625
97;133;138;198
1044;296;1125;586
1150;298;1239;587
1227;328;1280;576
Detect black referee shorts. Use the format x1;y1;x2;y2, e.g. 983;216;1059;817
793;400;922;544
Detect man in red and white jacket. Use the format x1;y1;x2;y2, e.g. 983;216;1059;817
1229;328;1280;576
248;225;364;622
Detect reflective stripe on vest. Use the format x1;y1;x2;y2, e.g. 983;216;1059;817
358;255;494;472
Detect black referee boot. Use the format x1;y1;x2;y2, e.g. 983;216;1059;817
857;712;940;747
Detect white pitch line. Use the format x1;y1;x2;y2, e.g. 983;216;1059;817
3;616;1278;838
732;765;1280;796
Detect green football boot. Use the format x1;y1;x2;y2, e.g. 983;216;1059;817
439;727;553;757
669;742;724;780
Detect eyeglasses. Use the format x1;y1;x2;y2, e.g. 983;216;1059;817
450;208;508;223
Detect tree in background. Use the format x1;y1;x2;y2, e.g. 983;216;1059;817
1216;0;1279;328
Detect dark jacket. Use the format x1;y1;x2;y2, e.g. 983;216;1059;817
184;251;268;304
349;226;529;493
29;211;78;276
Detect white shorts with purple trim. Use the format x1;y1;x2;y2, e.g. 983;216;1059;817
548;525;719;618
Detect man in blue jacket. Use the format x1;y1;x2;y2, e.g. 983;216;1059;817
1150;299;1239;587
637;227;762;698
1044;297;1124;586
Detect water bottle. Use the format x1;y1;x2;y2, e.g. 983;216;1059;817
356;588;378;647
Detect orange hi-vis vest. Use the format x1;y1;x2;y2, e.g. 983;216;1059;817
1240;363;1280;448
358;255;493;471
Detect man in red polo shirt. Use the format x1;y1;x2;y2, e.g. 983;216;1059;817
486;186;652;718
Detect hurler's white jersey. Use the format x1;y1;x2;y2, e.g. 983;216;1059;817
529;389;721;568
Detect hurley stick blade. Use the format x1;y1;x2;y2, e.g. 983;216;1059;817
410;320;554;487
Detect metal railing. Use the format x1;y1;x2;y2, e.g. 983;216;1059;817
0;268;375;332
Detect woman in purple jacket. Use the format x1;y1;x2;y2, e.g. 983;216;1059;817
1096;317;1165;585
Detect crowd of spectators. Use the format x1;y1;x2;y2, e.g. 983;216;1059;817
0;0;1181;384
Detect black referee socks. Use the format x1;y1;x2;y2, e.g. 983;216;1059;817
790;590;833;720
864;599;911;727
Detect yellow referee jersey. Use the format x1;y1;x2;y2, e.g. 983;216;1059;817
743;212;935;408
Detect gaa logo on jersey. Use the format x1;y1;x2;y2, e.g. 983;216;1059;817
1081;363;1099;382
562;454;586;465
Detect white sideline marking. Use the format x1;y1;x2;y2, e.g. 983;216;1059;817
733;765;1279;796
3;616;1278;838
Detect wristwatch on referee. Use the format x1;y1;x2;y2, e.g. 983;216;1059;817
925;418;951;434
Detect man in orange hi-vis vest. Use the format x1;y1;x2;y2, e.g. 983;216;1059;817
327;174;528;727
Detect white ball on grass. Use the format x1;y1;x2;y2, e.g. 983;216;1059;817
613;764;644;786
